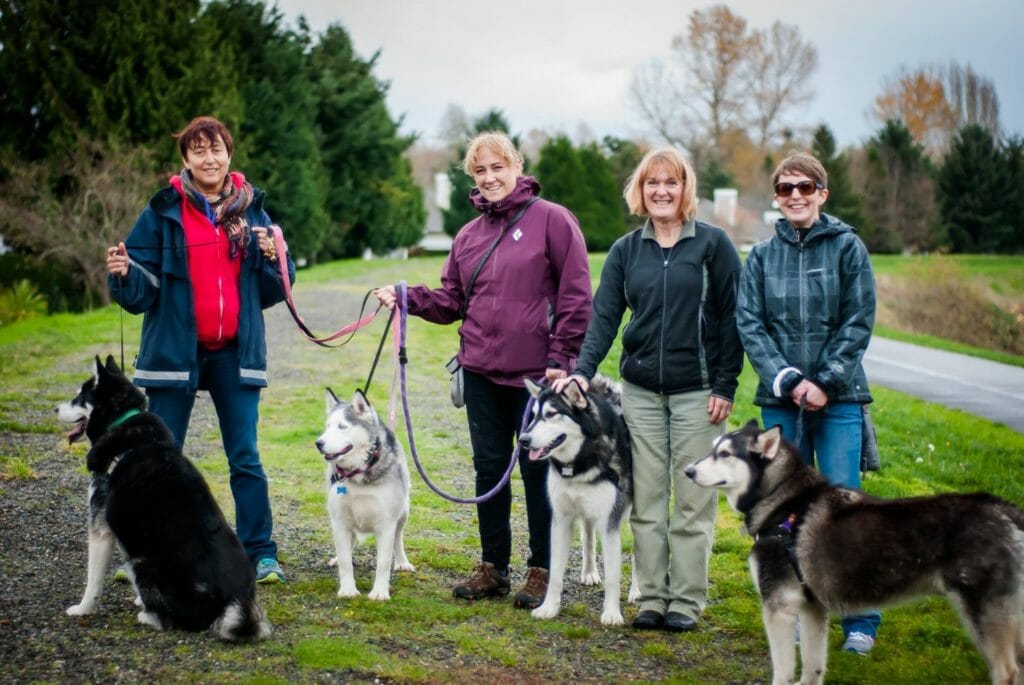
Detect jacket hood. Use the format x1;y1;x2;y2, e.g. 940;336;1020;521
469;176;540;217
774;212;854;244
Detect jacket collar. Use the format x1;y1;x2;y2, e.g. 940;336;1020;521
470;176;540;218
774;212;851;245
640;217;696;244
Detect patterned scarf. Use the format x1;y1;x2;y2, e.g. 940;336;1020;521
179;169;254;260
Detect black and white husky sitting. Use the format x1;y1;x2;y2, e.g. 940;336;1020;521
316;389;415;600
520;376;638;625
56;356;270;641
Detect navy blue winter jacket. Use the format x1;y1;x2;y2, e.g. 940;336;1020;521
108;184;296;391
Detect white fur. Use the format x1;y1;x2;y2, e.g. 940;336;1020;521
318;391;414;601
65;484;116;616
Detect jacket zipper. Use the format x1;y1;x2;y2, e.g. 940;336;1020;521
659;244;672;392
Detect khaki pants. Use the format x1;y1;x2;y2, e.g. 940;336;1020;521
622;381;721;618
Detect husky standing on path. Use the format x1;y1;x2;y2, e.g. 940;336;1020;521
57;356;271;641
316;389;415;600
685;419;1024;685
519;376;637;625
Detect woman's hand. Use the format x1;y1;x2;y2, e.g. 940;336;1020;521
545;367;567;384
551;374;588;394
106;243;129;276
791;379;828;411
373;285;397;310
252;226;278;262
707;395;733;425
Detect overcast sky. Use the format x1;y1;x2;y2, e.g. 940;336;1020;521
275;0;1024;149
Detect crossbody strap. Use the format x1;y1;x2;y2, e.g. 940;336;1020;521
459;197;539;318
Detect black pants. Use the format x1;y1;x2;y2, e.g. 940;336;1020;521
463;369;551;571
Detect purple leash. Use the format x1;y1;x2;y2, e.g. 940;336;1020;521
396;280;530;504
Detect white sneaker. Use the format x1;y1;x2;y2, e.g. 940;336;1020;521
842;631;875;656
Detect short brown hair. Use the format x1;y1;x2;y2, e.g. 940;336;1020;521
462;131;523;176
174;116;234;158
623;147;698;222
770;151;828;189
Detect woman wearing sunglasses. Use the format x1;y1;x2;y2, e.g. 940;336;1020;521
736;151;880;655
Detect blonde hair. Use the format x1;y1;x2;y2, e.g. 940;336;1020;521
461;131;524;176
770;151;828;188
623;147;698;221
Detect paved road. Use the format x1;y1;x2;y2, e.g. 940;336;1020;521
863;337;1024;433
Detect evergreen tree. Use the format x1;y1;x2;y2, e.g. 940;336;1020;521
811;124;867;230
862;120;940;253
309;24;420;258
603;136;645;227
201;0;329;262
1004;137;1024;251
938;125;1014;253
698;156;736;200
570;143;626;249
441;109;514;237
0;0;238;161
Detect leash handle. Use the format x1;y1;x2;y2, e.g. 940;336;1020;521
268;226;380;347
396;281;527;505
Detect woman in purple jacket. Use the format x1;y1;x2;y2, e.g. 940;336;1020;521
374;131;592;609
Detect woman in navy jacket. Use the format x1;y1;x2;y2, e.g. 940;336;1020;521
106;115;295;584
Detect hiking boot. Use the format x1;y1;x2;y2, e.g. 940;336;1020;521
513;567;549;609
255;557;286;584
452;561;510;600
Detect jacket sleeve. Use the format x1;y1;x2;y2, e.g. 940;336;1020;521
709;233;743;400
258;212;296;310
736;244;792;391
574;241;627;380
108;208;162;314
544;208;592;370
811;236;876;394
403;239;466;325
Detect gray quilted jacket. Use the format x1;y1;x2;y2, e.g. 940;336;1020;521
737;213;875;406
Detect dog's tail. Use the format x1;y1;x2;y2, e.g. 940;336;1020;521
212;598;272;642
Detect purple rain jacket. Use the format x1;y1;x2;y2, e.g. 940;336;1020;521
405;176;592;387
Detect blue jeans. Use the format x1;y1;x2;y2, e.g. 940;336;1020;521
146;344;276;565
761;402;881;639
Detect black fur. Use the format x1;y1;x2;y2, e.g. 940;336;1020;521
71;356;269;640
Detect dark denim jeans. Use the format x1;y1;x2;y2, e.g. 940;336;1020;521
146;343;276;565
762;402;881;638
463;369;550;571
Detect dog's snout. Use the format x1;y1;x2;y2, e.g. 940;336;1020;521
519;435;532;449
315;438;325;453
684;464;697;480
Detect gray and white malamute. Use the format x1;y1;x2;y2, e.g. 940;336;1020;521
686;419;1024;685
57;356;271;641
315;389;414;600
520;376;637;625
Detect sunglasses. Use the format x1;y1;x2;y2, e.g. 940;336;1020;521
774;180;823;197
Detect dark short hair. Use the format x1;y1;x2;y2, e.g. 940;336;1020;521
174;116;234;158
770;151;828;188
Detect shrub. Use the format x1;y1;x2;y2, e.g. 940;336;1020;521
0;279;48;326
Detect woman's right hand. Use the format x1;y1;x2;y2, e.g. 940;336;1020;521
106;243;129;276
373;285;397;310
551;374;588;394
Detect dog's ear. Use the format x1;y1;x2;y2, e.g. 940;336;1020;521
756;425;783;460
744;418;760;433
352;389;373;417
104;354;121;374
325;388;340;413
563;378;589;411
523;377;544;399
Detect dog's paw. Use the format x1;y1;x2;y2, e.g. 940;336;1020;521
627;585;641;604
580;570;602;586
393;561;416;573
137;610;164;631
66;602;96;617
367;587;391;601
531;602;560;620
600;609;624;626
328;556;338;567
133;595;143;607
337;585;360;598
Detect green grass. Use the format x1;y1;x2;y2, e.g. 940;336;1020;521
4;254;1024;683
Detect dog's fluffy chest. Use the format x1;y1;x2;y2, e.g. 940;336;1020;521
547;475;619;520
327;480;402;534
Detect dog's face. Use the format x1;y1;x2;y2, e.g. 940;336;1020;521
316;388;380;476
519;377;590;463
684;419;784;509
56;355;141;445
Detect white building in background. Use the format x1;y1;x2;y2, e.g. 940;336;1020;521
0;235;9;255
417;171;453;253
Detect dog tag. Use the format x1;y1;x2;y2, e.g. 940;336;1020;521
561;466;574;477
336;485;348;495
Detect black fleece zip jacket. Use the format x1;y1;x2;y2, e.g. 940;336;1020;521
575;218;743;399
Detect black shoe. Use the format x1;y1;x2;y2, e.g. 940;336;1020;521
631;610;665;630
663;611;697;632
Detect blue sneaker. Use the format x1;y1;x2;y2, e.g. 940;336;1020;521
255;558;285;584
842;631;875;656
